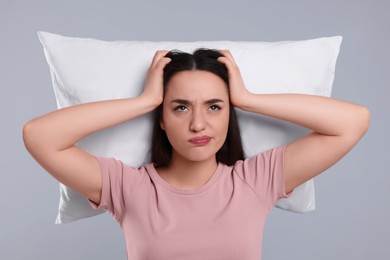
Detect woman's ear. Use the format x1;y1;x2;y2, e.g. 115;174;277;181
160;119;165;130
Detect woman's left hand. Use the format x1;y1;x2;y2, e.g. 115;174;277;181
217;50;251;108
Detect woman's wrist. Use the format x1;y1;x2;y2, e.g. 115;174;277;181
231;89;253;110
137;95;162;111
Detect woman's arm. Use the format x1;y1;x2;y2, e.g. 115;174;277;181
217;50;370;194
23;50;171;204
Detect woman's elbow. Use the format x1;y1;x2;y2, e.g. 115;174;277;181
22;120;41;153
23;122;33;148
346;106;370;140
359;106;370;135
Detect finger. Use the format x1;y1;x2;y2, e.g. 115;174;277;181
221;50;237;63
155;50;171;67
217;55;228;64
156;56;172;70
218;49;232;57
217;55;233;68
151;50;169;64
151;50;170;68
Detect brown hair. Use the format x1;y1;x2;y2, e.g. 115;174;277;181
151;48;245;166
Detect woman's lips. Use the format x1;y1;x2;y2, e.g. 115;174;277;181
189;136;212;146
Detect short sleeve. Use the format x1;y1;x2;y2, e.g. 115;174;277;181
233;144;292;211
88;156;144;223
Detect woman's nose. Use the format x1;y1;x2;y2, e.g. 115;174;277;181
189;110;206;132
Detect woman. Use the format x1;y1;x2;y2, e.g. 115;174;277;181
23;49;370;259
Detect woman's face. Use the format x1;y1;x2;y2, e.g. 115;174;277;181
161;70;230;164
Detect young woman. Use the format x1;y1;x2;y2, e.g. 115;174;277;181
23;49;370;259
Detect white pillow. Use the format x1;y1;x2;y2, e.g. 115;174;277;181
37;31;342;224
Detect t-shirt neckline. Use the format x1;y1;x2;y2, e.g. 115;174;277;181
146;163;224;195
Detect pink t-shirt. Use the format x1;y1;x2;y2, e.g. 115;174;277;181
89;144;291;260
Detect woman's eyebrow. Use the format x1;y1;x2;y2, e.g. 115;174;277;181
171;98;224;105
171;99;191;105
204;98;224;105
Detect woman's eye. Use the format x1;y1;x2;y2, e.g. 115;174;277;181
209;105;221;111
174;105;188;111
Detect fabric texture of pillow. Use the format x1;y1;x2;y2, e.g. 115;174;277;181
37;31;342;224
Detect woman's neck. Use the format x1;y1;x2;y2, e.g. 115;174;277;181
156;153;218;190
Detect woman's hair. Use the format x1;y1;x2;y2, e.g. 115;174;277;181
151;48;245;166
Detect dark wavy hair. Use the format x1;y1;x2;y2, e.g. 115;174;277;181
151;48;245;166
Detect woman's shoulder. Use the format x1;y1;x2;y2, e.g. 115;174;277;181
95;156;154;176
229;144;287;170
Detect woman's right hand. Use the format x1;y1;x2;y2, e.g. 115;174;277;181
140;50;171;107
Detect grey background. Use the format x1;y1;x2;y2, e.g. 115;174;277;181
1;0;388;259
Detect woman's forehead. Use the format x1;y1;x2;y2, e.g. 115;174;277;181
165;70;228;99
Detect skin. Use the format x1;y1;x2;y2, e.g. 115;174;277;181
22;50;370;206
217;50;370;193
156;70;230;189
